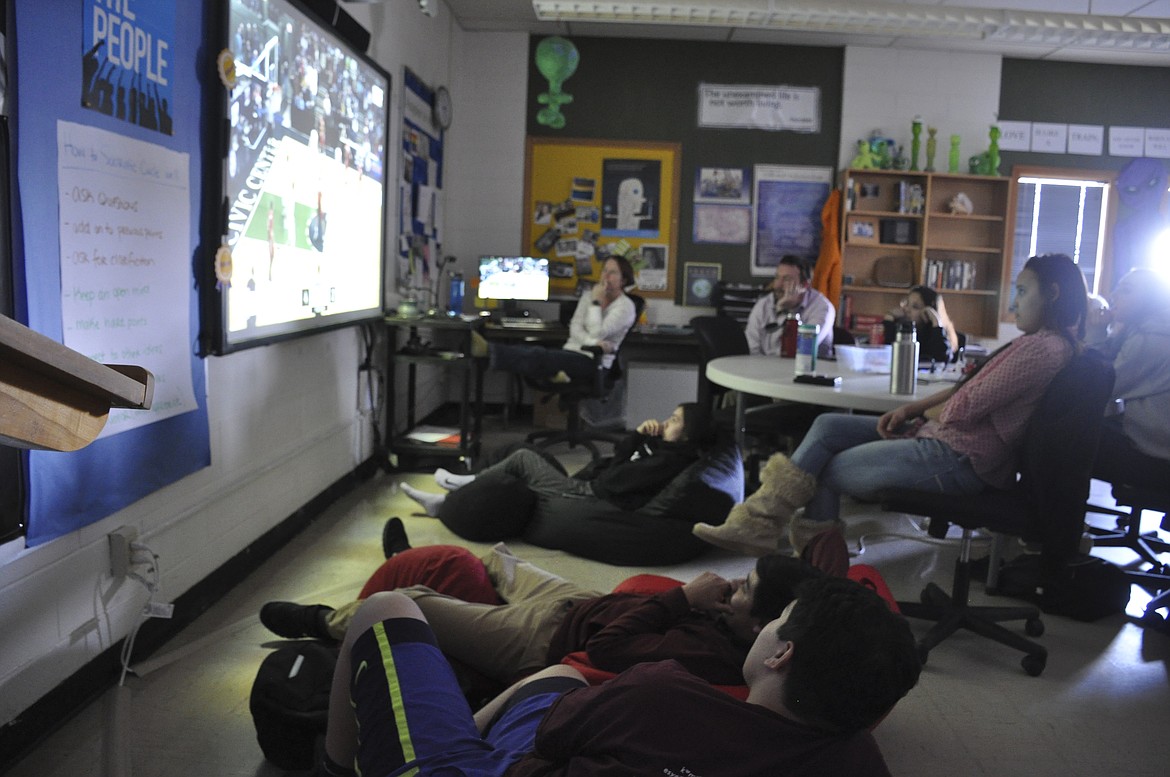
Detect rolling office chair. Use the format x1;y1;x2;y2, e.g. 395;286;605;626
878;349;1114;676
831;325;856;349
1085;477;1170;569
1086;446;1170;628
1107;482;1170;630
690;315;822;491
525;294;645;461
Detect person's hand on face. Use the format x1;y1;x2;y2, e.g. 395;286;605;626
596;258;624;302
636;418;662;436
681;572;735;617
772;264;804;310
899;292;938;327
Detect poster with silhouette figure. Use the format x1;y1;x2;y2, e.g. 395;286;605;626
601;158;661;238
81;0;175;135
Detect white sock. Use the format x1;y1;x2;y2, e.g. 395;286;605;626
434;468;476;490
400;483;446;516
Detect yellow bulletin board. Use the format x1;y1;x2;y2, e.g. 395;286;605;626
523;137;681;300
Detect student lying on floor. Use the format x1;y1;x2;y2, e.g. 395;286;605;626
314;575;921;777
399;401;716;519
259;531;842;689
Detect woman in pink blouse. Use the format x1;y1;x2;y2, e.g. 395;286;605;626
695;254;1088;556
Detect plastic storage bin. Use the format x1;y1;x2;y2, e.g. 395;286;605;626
835;344;892;373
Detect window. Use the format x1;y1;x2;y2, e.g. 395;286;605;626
1004;166;1116;319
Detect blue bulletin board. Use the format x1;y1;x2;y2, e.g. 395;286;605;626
395;68;445;302
14;1;209;545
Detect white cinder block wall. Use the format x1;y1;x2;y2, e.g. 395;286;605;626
839;47;1003;177
0;0;454;728
442;29;532;408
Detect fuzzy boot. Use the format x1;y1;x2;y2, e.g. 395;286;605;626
692;453;816;555
789;515;846;558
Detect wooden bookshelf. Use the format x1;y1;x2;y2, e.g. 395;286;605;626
840;169;1009;338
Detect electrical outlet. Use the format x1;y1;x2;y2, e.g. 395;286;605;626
108;526;138;577
144;602;174;619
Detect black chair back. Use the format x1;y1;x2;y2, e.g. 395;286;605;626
524;292;644;459
1017;347;1114;562
832;325;856;347
690;315;749;410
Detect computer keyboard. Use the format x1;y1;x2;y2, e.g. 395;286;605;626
499;317;546;327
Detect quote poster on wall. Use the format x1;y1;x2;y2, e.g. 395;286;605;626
82;0;175;135
57;120;196;437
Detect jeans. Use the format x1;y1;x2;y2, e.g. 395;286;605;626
490;343;595;383
790;413;986;524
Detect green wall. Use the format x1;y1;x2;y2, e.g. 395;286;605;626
526;35;845;294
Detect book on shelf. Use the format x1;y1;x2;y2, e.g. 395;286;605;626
925;258;977;291
897;181;924;215
851;313;884;329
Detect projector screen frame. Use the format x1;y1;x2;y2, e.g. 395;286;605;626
199;0;391;356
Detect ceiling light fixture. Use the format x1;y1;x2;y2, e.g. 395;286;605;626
531;1;1170;51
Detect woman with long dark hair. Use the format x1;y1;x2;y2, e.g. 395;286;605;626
696;254;1088;555
883;284;960;363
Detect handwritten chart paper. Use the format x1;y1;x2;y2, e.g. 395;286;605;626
57;120;196;437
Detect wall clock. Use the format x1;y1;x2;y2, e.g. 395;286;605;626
433;86;452;130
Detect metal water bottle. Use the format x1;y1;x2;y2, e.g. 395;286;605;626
795;323;819;376
780;311;801;357
889;321;919;395
447;271;465;316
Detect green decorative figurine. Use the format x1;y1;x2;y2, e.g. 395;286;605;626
968;126;1003;175
849;139;877;169
910;116;922;171
987;125;1001;176
534;36;579;129
948;134;961;173
924;126;937;172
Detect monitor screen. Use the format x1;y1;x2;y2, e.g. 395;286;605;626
201;0;390;354
477;256;550;303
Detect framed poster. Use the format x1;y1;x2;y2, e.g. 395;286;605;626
524;138;680;300
751;164;833;277
684;262;722;307
694;166;750;205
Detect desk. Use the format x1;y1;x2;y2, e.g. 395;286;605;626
384;316;484;465
706;355;952;450
483;323;700;363
482;323;702;426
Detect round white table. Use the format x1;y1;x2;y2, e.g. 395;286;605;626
706;354;952;449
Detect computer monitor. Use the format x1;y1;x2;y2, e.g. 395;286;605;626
477;255;550;316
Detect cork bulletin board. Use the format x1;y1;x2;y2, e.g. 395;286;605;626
522;137;680;300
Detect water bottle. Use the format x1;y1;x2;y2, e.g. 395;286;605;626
780;311;801;357
447;271;465;316
795;323;819;375
889;321;920;395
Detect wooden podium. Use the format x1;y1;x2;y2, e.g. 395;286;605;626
0;314;154;451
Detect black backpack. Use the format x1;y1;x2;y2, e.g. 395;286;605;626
249;640;339;770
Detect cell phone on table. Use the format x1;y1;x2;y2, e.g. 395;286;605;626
793;374;841;387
